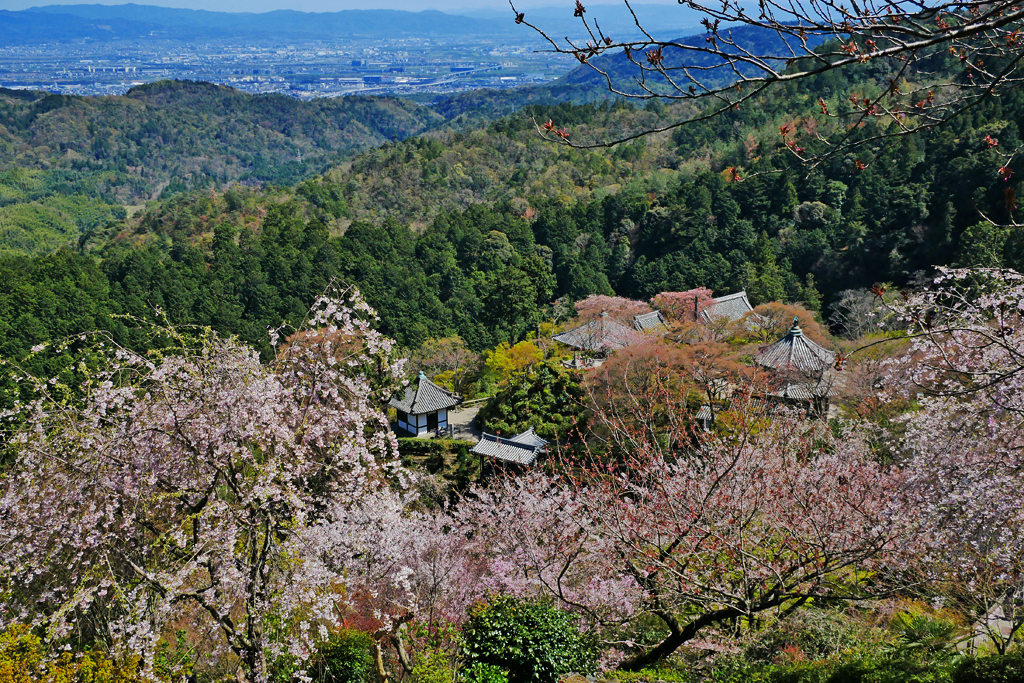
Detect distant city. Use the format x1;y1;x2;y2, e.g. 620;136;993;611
0;3;706;99
0;35;576;99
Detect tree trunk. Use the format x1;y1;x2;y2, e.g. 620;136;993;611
393;623;415;674
618;608;741;671
373;638;391;683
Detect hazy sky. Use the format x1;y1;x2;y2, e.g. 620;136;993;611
0;0;681;13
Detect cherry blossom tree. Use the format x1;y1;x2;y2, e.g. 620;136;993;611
301;489;486;682
886;267;1024;653
651;288;715;324
0;290;407;682
458;361;909;669
574;294;652;325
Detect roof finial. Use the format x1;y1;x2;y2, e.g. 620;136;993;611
789;316;803;336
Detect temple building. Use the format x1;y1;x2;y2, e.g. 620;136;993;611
633;310;669;333
700;290;754;323
471;427;549;468
389;372;462;437
553;310;666;353
754;318;838;416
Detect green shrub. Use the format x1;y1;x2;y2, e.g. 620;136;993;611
709;656;955;683
476;363;586;441
888;612;964;661
823;657;952;683
461;595;596;683
605;666;688;683
316;629;376;683
397;438;476;471
0;624;151;683
413;650;456;683
745;610;861;665
953;651;1024;683
462;663;510;683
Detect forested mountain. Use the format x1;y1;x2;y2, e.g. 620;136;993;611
0;81;441;254
0;8;154;44
2;36;1022;377
0;81;440;202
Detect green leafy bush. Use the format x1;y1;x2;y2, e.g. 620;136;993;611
952;651;1024;683
316;629;376;683
605;666;688;683
462;663;510;683
477;363;586;441
461;595;595;683
397;438;477;475
709;656;955;683
745;610;862;665
413;650;457;683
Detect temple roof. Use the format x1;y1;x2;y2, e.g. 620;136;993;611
701;290;754;322
552;313;637;351
755;319;836;375
389;372;462;414
471;427;549;466
633;310;668;333
768;381;838;400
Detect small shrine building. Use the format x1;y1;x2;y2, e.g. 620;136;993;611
471;427;549;469
389;372;463;437
754;318;838;416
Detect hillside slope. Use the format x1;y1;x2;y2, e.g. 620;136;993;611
0;80;443;254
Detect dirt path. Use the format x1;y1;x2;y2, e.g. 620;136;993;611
448;405;482;440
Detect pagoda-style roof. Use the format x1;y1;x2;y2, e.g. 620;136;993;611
767;380;838;400
471;427;548;466
389;372;462;415
552;313;638;352
701;290;754;322
755;319;836;375
633;310;668;333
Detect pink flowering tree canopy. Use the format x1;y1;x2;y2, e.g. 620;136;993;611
886;267;1024;653
0;290;414;682
573;295;652;325
650;288;715;323
456;363;909;669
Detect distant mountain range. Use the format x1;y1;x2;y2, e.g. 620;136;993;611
2;4;510;43
430;22;833;121
556;23;832;95
0;3;704;44
453;4;704;40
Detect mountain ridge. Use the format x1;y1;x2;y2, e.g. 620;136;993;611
17;4;514;40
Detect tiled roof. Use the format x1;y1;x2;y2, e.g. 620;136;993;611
701;290;754;322
767;381;838;400
552;314;637;351
389;372;462;414
509;426;547;448
695;404;714;421
471;427;549;466
633;310;668;332
755;322;836;375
